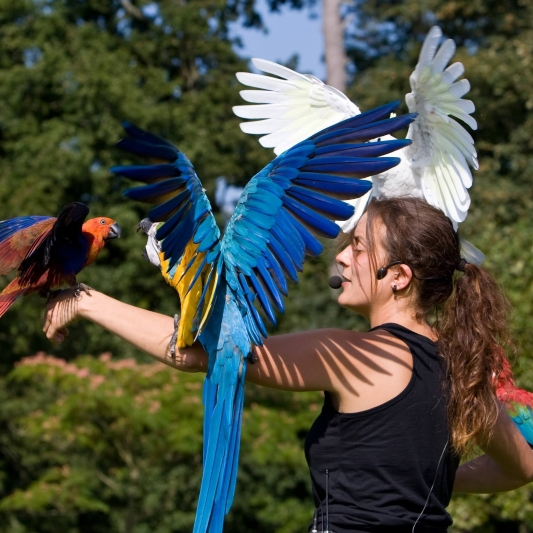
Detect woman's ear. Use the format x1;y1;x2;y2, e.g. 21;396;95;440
391;264;413;292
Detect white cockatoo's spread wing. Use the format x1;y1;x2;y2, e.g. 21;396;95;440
233;58;360;155
404;26;478;229
234;27;479;251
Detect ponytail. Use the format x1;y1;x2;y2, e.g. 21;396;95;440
439;263;512;455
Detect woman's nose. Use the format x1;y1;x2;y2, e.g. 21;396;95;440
335;245;351;268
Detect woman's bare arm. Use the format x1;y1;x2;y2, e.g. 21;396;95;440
454;405;533;493
43;289;411;408
43;289;349;388
43;288;207;372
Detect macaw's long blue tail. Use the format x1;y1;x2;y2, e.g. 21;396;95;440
194;281;250;533
194;361;247;533
198;364;246;533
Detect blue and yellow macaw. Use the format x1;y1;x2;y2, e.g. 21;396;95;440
111;101;416;533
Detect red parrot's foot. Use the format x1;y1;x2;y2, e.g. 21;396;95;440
46;290;62;301
41;289;61;302
73;283;93;299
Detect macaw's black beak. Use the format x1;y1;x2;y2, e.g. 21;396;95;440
107;222;121;240
137;218;153;234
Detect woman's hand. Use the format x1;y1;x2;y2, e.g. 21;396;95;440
43;289;84;344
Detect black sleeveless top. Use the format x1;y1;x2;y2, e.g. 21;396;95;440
304;323;460;533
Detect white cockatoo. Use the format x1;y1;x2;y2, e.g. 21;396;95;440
233;26;483;263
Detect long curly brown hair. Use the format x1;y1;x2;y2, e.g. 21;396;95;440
364;196;512;455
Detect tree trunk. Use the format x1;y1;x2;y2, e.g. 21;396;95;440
323;0;347;92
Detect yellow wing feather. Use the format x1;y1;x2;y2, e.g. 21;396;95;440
159;241;209;348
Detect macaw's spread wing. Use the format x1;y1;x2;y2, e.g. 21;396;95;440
114;107;415;349
112;123;221;347
222;102;415;345
18;202;89;286
113;107;415;533
405;26;478;227
234;58;360;155
0;216;53;276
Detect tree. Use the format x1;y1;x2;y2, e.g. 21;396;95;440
0;352;320;532
323;0;347;90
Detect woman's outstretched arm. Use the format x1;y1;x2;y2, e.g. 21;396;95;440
454;405;533;493
43;288;412;409
43;288;352;389
43;288;208;372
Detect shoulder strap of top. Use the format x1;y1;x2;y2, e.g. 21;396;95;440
370;323;442;380
369;322;437;350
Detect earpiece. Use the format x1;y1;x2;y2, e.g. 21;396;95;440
376;260;404;280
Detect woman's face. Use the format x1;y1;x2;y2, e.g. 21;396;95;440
335;213;389;315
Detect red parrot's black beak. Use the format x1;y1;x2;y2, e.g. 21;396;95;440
106;222;121;241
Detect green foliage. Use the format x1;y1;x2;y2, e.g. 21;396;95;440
0;353;320;532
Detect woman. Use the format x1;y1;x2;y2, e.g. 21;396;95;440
43;197;533;532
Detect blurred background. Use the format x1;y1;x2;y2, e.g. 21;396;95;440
0;0;532;531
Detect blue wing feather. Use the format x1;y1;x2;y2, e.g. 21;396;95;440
0;216;51;243
287;185;356;219
115;137;178;161
266;232;299;283
111;163;180;181
122;177;186;202
312;113;416;145
311;101;401;142
148;189;189;220
262;248;288;295
269;174;292;190
271;217;305;263
270;222;304;271
301;156;401;175
256;261;285;312
282;195;342;239
122;121;176;148
314;139;411;157
247;269;277;325
293;172;373;197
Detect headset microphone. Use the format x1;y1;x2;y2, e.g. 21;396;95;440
328;276;344;289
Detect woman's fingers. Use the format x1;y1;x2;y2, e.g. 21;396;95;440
43;289;79;343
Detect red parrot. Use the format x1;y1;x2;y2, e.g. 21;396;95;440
496;357;533;446
0;202;121;317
